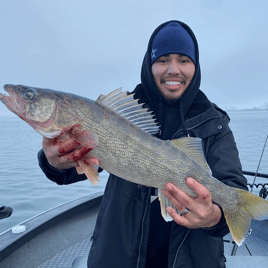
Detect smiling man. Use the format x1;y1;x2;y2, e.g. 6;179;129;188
38;21;248;268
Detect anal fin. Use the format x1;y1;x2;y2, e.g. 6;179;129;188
158;189;181;222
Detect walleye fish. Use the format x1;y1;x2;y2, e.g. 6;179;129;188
1;84;268;246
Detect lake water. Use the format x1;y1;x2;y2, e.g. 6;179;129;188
0;111;268;234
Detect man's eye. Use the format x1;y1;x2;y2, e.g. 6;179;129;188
181;59;189;64
157;59;167;63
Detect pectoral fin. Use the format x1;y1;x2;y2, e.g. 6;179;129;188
76;158;100;185
74;129;98;149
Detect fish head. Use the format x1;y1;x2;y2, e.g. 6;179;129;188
0;84;81;138
1;84;56;121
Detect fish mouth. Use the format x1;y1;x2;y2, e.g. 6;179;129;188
0;85;15;107
0;84;27;118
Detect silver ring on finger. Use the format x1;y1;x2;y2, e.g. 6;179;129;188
181;208;189;216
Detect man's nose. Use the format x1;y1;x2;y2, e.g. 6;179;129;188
167;61;181;75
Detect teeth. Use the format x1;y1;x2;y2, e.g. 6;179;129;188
165;81;181;86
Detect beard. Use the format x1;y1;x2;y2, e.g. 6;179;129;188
165;97;181;105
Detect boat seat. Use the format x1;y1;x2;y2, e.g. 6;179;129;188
72;255;88;268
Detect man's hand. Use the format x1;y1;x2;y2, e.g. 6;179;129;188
162;177;222;229
42;136;80;170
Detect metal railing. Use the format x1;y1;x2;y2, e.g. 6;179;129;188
244;170;268;199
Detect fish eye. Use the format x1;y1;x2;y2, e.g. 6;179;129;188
23;88;36;100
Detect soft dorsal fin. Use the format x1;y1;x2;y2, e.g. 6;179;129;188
96;88;159;135
171;137;212;175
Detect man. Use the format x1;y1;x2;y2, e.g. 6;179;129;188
38;20;248;268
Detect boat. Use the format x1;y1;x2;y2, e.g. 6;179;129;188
0;172;268;268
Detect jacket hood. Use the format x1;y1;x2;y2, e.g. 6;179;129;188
139;20;201;109
132;20;202;138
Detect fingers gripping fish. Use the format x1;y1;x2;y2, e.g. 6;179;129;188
51;123;99;185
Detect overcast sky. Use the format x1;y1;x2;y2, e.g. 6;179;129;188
0;0;267;115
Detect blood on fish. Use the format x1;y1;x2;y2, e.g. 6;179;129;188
63;146;93;162
104;112;109;119
58;139;80;155
52;137;58;145
84;157;99;166
84;158;91;166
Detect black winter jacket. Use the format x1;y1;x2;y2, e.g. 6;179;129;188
38;20;248;268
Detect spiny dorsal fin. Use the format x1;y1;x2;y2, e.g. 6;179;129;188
96;88;159;135
171;137;212;175
96;87;123;103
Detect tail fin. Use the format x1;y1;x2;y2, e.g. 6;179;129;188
223;188;268;246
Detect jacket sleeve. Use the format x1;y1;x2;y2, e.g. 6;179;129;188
37;149;87;185
201;126;248;237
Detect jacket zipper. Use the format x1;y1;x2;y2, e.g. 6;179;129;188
136;190;150;268
135;184;142;200
172;115;219;139
172;229;191;268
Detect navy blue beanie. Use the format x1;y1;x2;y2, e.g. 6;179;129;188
151;22;196;65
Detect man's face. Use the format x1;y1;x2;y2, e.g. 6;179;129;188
152;54;195;102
